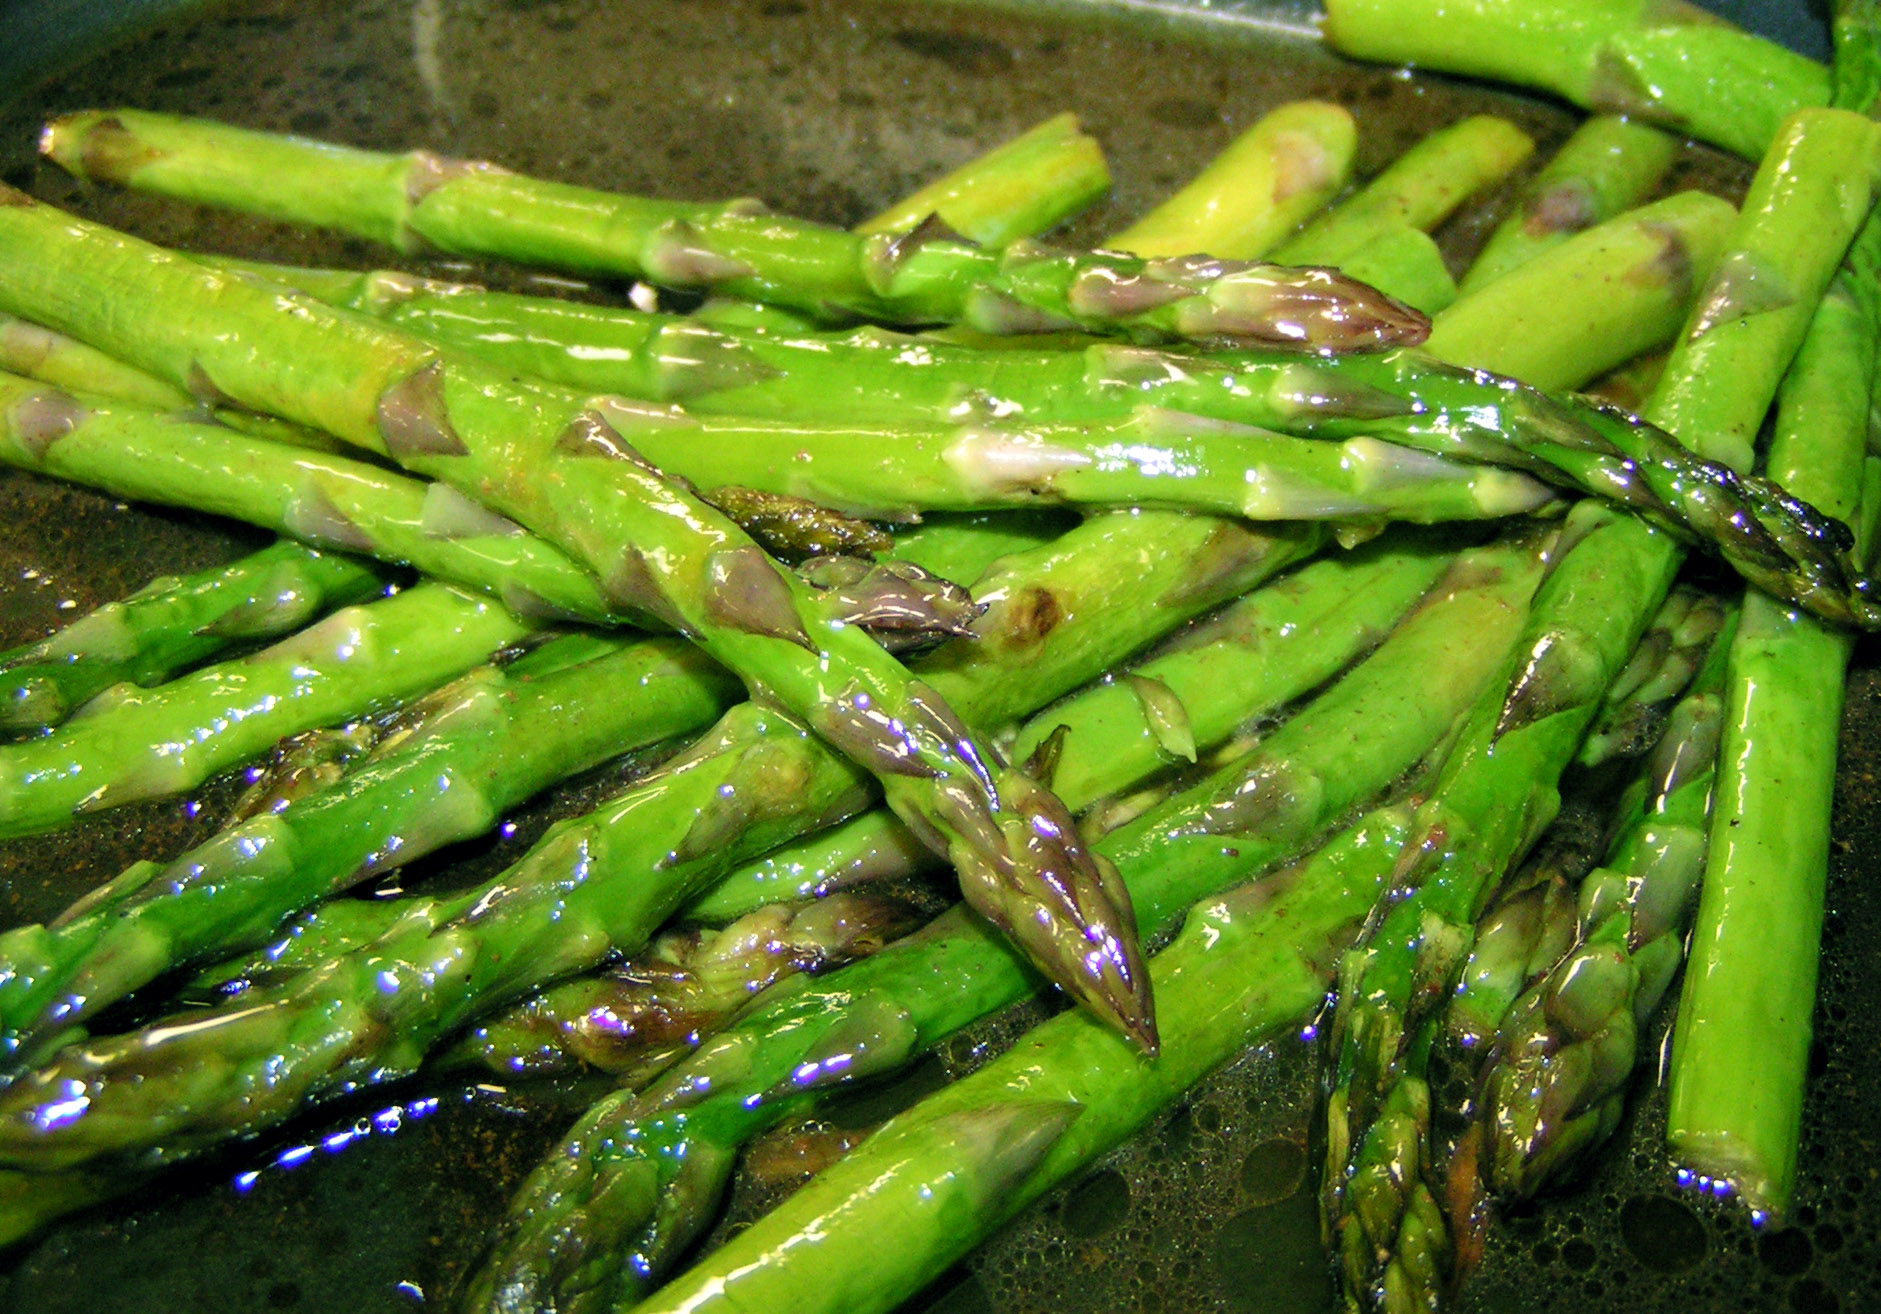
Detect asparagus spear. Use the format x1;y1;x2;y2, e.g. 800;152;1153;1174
467;531;1549;1314
1648;107;1881;473
1104;101;1356;258
1577;585;1730;766
1665;9;1881;1214
440;891;929;1083
1337;224;1460;315
854;111;1110;247
37;110;1430;349
0;539;390;734
1322;0;1830;163
1469;598;1736;1214
1422;190;1731;391
0;195;1156;1045
1271;115;1534;266
0;311;341;453
0;370;625;624
1459;116;1678;293
0;510;1317;1233
1322;504;1679;1314
1326;95;1881;1311
0;629;742;1067
624;802;1423;1314
209;198;1881;630
0;581;531;840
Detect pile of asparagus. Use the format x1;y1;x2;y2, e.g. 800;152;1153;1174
0;2;1874;1310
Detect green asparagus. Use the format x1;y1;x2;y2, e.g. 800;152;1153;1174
442;892;929;1083
0;194;1156;1046
39;110;1432;348
0;581;530;840
1323;0;1830;162
1459;116;1678;293
0;539;390;734
1105;101;1356;258
1271;115;1534;266
1665;5;1881;1216
0;510;1317;1238
468;530;1548;1314
624;802;1421;1314
0;629;741;1067
854;112;1110;247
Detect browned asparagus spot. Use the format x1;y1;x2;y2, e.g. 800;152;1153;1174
1524;179;1600;235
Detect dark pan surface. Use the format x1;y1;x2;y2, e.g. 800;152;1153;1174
0;2;1876;1312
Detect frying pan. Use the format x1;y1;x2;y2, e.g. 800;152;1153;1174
0;2;1873;1312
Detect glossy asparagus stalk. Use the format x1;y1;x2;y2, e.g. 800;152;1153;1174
39;110;1431;349
688;529;1457;921
1666;24;1881;1211
0;539;390;734
1648;107;1881;473
625;803;1421;1314
1105;101;1356;258
0;192;1154;1046
1321;504;1679;1314
1271;115;1534;265
0;582;530;840
0;511;1317;1235
1459;116;1678;293
0;629;742;1067
1322;0;1830;162
467;531;1549;1314
442;892;929;1083
855;111;1110;246
1475;598;1736;1209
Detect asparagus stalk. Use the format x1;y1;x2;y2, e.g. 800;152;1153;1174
1104;101;1356;258
467;531;1550;1313
659;529;1456;923
440;891;929;1083
0;510;1317;1232
1577;585;1730;766
1470;598;1736;1213
211;197;1881;631
854;111;1110;247
37;110;1430;349
1665;16;1881;1212
624;802;1422;1314
1322;504;1679;1314
1459;116;1678;293
0;194;1157;1045
0;629;743;1067
0;311;341;452
1338;224;1460;315
0;370;625;624
1422;190;1732;391
1326;93;1881;1310
0;539;390;734
1322;0;1830;163
1648;107;1881;473
0;582;531;840
1271;115;1535;266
